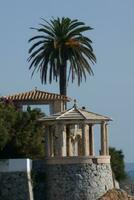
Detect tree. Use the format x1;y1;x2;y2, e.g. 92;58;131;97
10;107;45;159
0;100;45;159
109;147;127;182
0;101;17;151
28;17;96;96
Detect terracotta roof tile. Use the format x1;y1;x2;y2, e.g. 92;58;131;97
4;89;71;102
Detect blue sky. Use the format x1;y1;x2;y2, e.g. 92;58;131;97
0;0;134;162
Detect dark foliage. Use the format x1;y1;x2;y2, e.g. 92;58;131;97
0;101;45;159
110;147;127;182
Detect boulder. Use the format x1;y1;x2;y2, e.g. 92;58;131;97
98;189;134;200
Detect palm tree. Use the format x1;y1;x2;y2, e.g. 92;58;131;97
28;17;96;96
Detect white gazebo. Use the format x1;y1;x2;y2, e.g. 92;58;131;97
39;102;112;164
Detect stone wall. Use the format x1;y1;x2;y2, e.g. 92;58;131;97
0;159;114;200
0;159;33;200
0;172;32;200
44;162;114;200
32;160;46;200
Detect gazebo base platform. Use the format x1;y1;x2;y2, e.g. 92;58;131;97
44;157;114;200
44;156;111;165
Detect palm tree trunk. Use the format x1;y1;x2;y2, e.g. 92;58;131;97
59;63;67;96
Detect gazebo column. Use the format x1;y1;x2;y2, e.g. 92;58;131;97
54;124;59;156
100;122;107;155
82;124;89;156
67;125;73;156
68;134;72;156
89;124;94;156
105;123;109;155
45;125;50;157
49;126;54;156
55;124;67;156
60;124;67;156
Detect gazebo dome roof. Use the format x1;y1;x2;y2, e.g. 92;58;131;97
39;103;112;123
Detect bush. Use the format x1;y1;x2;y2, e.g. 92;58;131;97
0;101;45;159
109;147;127;182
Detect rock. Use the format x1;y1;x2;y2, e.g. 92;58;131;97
98;189;134;200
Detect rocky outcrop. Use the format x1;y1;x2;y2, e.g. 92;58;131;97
98;189;134;200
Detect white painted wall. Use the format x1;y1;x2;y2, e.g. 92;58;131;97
0;159;32;172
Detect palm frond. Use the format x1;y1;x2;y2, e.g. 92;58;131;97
28;40;46;54
28;35;48;42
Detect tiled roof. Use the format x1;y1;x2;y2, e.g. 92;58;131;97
39;105;112;122
3;89;70;102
